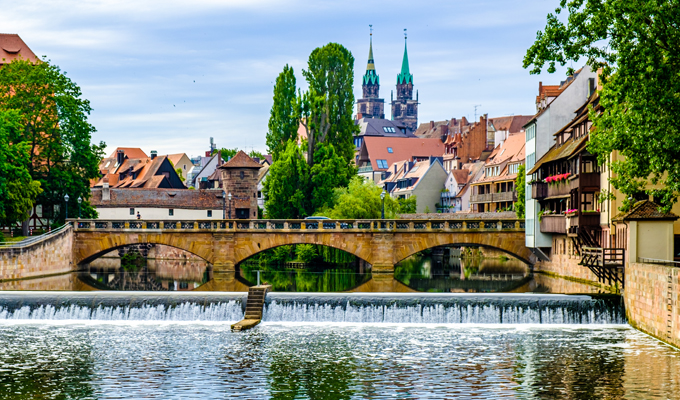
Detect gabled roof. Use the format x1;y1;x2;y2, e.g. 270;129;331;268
167;153;190;166
527;132;588;175
108;147;148;159
489;115;533;133
0;34;38;65
613;200;679;222
219;150;262;169
451;169;470;185
91;188;223;209
360;136;445;171
356;117;415;137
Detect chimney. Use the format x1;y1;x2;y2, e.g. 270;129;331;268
429;121;435;129
461;116;468;126
538;81;543;94
102;181;110;201
150;150;157;160
394;163;397;174
116;149;124;165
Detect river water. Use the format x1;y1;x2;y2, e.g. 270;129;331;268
0;247;678;399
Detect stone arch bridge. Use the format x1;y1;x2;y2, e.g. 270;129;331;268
72;218;532;273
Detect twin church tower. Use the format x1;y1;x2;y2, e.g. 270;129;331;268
356;27;419;131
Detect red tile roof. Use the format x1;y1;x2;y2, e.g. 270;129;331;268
489;115;533;133
219;150;263;169
613;200;679;221
91;188;223;209
0;34;38;65
361;136;444;171
108;147;148;159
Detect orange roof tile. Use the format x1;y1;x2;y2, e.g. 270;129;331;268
219;150;263;169
361;136;444;171
108;147;148;159
0;34;38;65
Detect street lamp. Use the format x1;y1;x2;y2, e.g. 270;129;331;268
64;194;69;220
222;190;226;219
77;196;82;219
228;192;232;219
380;190;386;220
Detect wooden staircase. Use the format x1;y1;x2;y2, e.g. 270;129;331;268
231;285;270;332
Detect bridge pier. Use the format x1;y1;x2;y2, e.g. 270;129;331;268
213;233;236;273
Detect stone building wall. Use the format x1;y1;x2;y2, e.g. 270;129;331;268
0;226;74;281
221;168;259;218
625;262;680;349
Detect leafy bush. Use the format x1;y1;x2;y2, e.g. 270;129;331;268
295;244;318;263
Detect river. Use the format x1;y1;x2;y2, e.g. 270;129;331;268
0;247;678;399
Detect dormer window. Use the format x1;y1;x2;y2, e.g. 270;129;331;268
387;147;393;153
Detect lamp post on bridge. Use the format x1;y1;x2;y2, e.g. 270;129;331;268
77;196;82;219
380;190;386;220
228;192;232;219
222;190;226;219
64;194;69;220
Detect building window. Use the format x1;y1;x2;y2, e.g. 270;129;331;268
207;210;212;217
258;191;262;198
129;208;134;215
169;209;174;216
376;159;388;169
179;282;188;290
240;171;245;179
387;147;393;153
382;127;396;133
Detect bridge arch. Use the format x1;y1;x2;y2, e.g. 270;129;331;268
393;232;533;265
232;233;373;265
73;232;214;265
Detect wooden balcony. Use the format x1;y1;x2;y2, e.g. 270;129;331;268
546;178;577;198
568;212;601;235
531;182;547;199
540;214;567;234
470;191;515;204
579;172;600;190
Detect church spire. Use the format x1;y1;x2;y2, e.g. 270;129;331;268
363;25;378;85
397;29;413;85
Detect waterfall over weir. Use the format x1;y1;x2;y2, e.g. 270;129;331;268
0;292;625;325
263;293;626;325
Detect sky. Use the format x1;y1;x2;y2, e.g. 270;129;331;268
1;0;576;158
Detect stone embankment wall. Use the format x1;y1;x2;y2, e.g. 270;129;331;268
625;262;680;348
0;226;74;281
533;253;612;290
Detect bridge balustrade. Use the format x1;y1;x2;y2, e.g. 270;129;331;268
71;218;525;233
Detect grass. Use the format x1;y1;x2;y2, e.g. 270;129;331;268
1;236;27;243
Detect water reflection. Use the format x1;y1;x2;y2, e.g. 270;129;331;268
395;248;531;292
239;264;371;292
79;245;210;291
0;323;678;399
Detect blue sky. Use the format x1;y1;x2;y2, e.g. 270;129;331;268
1;0;575;158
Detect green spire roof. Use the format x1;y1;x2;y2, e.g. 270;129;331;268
397;35;413;85
363;30;379;86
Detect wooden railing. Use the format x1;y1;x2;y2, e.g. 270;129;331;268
531;182;548;199
579;247;625;288
470;191;515;203
539;214;567;234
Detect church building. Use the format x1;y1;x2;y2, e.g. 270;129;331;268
356;26;385;120
391;30;419;131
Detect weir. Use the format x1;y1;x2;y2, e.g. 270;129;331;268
0;292;625;325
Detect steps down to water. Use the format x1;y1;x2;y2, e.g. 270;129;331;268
231;285;270;331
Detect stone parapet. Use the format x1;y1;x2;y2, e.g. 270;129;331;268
0;225;74;282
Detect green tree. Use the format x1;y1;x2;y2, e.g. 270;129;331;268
263;140;310;219
0;110;42;226
0;58;105;224
295;244;318;263
515;164;526;218
309;142;354;212
249;150;266;160
300;43;359;166
524;0;680;212
212;148;238;160
321;176;399;219
266;65;298;161
397;196;417;214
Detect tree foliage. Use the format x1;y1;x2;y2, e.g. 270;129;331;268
515;164;526;219
263;141;309;219
0;110;42;226
397;196;417;214
320;176;399;219
300;43;359;166
524;0;680;212
264;43;358;218
266;65;298;161
0;58;105;223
